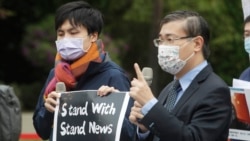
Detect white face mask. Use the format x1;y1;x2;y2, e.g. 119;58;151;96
55;38;87;61
157;44;194;75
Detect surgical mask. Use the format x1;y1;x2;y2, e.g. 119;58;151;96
244;37;250;54
56;38;87;61
157;45;194;75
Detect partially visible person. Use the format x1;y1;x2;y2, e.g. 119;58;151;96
0;84;21;141
128;10;232;141
239;15;250;81
32;1;135;141
229;15;250;141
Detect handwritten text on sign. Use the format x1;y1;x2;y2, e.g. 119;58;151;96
60;102;116;135
53;90;130;141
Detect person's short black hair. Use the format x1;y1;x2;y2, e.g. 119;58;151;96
244;15;250;26
55;1;104;36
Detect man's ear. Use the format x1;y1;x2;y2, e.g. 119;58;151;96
90;32;98;42
193;36;204;52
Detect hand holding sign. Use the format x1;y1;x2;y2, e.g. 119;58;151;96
129;63;155;106
97;85;119;96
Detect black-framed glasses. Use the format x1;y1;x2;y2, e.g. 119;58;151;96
153;36;193;47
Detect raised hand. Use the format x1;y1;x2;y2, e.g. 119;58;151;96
129;63;155;106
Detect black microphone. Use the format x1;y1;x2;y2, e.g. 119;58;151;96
142;67;153;86
56;82;66;93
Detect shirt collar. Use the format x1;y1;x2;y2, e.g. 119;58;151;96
177;60;208;91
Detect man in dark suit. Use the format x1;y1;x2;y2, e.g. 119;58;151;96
129;10;232;141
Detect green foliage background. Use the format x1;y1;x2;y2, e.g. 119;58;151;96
0;0;247;110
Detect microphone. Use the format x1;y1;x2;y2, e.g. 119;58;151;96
142;67;153;86
56;82;66;93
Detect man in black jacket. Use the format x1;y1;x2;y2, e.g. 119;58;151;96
129;10;232;141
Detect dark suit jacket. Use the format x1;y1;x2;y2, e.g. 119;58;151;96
140;64;232;141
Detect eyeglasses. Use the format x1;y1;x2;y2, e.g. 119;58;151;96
153;36;193;47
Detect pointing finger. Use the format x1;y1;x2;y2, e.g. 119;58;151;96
134;63;145;81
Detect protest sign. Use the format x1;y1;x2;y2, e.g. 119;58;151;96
52;90;130;141
228;87;250;141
